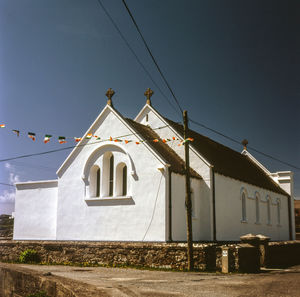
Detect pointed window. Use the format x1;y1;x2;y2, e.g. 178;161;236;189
122;165;127;196
241;190;247;222
277;199;281;225
116;163;127;196
96;168;100;197
89;165;100;198
255;193;260;223
109;155;114;196
267;196;271;225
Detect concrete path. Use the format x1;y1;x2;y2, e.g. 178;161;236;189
12;264;300;297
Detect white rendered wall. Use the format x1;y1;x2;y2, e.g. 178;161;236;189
13;181;58;240
171;173;210;241
214;173;290;241
56;108;167;241
136;106;213;239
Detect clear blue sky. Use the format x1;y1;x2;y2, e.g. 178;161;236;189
0;0;299;214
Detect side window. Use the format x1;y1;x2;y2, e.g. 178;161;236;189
255;193;260;223
241;190;247;222
277;198;281;225
267;196;271;225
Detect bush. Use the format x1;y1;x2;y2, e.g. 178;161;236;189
19;249;40;263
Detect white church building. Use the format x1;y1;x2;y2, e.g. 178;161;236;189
13;89;295;242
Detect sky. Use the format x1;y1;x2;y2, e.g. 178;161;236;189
0;0;299;214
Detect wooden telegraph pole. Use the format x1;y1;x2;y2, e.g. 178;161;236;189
183;110;194;271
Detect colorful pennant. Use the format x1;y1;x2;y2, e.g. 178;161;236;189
12;130;20;137
58;136;66;144
28;132;36;141
44;135;52;144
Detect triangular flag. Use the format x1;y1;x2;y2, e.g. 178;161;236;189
153;139;159;142
86;133;92;139
114;139;122;142
12;130;20;137
172;137;176;140
135;141;140;145
0;124;5;128
28;132;36;141
74;137;82;142
58;136;66;144
44;134;52;143
109;136;113;141
125;140;132;144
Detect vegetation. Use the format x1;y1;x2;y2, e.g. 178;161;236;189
26;291;49;297
0;214;14;238
19;249;40;263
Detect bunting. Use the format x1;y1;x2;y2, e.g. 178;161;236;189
58;136;66;144
28;132;36;141
44;135;52;144
0;123;193;147
12;130;20;137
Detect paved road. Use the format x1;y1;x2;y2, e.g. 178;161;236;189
19;264;300;297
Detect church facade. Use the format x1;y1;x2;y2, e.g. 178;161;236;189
13;89;295;242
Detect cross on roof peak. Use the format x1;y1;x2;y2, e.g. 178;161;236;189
144;88;154;105
106;88;115;107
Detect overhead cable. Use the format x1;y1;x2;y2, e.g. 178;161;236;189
121;0;184;114
96;0;181;118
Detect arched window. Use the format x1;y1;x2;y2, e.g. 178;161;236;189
267;196;271;225
255;193;260;223
122;165;127;196
102;152;114;197
116;163;127;196
241;190;247;222
109;154;114;196
277;199;281;225
89;165;100;197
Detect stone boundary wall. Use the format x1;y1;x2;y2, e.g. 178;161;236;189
0;241;261;272
0;263;107;297
268;241;300;267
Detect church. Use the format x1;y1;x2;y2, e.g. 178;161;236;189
13;89;295;242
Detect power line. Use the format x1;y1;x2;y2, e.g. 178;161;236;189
121;0;184;115
115;1;300;171
96;0;181;118
190;118;300;171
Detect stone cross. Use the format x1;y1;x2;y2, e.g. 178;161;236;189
242;139;248;150
106;88;115;106
144;88;154;105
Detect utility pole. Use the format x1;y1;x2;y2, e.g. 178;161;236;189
183;110;194;271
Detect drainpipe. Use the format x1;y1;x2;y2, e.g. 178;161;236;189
287;195;293;240
168;168;172;242
212;167;216;241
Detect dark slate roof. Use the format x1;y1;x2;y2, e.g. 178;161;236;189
125;119;201;179
163;118;289;196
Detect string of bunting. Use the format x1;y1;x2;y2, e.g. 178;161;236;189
0;123;194;146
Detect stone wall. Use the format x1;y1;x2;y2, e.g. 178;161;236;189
1;240;296;272
0;263;108;297
268;241;300;267
0;241;220;271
